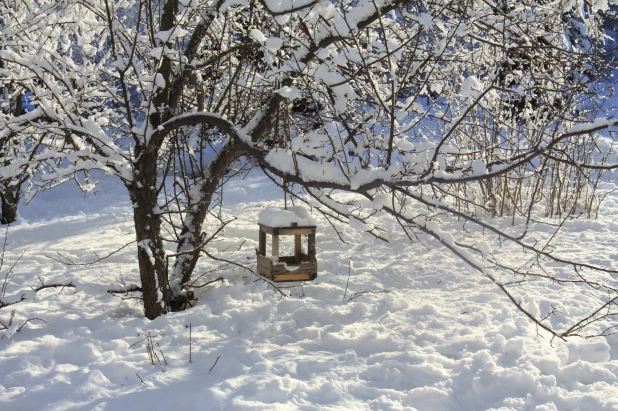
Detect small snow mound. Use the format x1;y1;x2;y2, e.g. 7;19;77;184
405;386;453;409
566;339;610;364
460;75;483;98
471;159;487;176
74;280;109;296
535;403;559;411
372;193;390;209
477;241;492;256
560;360;617;385
0;289;36;305
258;207;316;227
349;216;374;233
504;337;525;358
249;29;267;43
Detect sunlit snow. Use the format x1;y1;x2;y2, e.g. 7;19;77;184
1;171;617;410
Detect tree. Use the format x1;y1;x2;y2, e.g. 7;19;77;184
0;59;32;225
1;0;617;338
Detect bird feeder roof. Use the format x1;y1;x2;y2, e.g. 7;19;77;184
257;207;317;229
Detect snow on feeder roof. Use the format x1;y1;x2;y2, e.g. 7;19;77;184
257;206;317;227
257;207;317;283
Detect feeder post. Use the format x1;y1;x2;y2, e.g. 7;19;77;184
289;222;301;263
272;228;280;259
308;232;316;262
294;235;302;263
258;227;266;256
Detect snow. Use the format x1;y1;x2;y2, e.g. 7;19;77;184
258;206;316;227
154;27;189;43
274;86;303;100
265;37;284;52
249;29;267;43
264;148;349;185
460;75;483;99
417;13;433;30
1;171;618;410
567;118;614;134
348;216;374;233
477;241;492;257
154;73;166;89
470;159;487;176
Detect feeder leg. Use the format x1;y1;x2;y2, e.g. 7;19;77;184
294;234;302;263
272;234;279;259
308;233;316;262
258;230;266;256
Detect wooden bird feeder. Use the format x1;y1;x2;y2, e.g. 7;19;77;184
257;222;318;282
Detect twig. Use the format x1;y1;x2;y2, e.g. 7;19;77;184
153;348;165;372
0;225;9;275
0;250;24;298
1;281;142;309
348;289;391;302
209;355;220;374
343;244;365;299
189;277;223;289
129;333;165;348
136;373;145;385
44;240;137;266
156;342;168;365
1;310;49;339
130;336;150;348
16;317;48;332
202;250;287;297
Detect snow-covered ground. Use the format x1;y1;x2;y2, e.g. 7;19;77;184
1;171;618;410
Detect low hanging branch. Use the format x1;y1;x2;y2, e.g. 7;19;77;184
44;240;138;267
0;279;142;310
151;111;618;338
0;310;49;339
362;189;618;340
2;0;616;332
201;249;288;297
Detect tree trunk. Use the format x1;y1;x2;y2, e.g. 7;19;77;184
0;186;18;225
129;0;180;320
169;142;244;308
128;154;170;320
0;93;23;225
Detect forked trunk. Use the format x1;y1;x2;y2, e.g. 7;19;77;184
170;143;244;308
128;154;170;320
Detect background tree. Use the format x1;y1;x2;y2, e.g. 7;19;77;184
0;58;32;225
